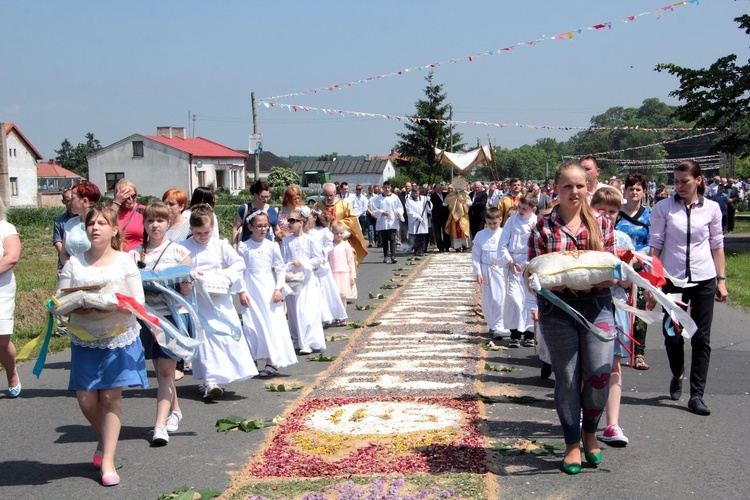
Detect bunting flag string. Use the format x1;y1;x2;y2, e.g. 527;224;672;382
261;100;719;133
602;154;721;165
259;0;698;103
562;131;718;157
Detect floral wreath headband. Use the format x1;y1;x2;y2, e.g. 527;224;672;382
296;205;312;220
246;208;269;223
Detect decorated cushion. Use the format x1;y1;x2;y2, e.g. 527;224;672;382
526;250;618;291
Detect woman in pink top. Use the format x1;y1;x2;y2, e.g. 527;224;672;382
112;179;145;252
650;160;727;416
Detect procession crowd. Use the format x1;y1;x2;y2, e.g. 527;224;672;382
0;155;729;483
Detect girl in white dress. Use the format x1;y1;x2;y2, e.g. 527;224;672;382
182;204;257;399
57;205;147;487
281;207;327;354
130;202;192;445
308;210;347;326
238;210;297;377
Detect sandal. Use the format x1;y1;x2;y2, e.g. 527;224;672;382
257;365;279;378
633;355;650;370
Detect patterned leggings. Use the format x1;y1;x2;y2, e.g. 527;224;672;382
538;289;615;444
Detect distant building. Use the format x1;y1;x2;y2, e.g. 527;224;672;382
37;159;85;207
87;126;248;197
3;122;42;207
240;151;294;182
291;158;395;190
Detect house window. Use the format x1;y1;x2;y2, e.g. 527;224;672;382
106;172;125;192
132;141;144;158
10;178;18;196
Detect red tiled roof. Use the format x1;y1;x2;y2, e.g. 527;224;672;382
37;159;83;179
146;135;248;159
4;123;43;160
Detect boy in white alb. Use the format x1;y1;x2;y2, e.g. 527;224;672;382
471;208;506;338
498;193;538;348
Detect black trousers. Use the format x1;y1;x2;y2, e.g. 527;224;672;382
379;229;397;259
662;278;715;398
432;219;450;251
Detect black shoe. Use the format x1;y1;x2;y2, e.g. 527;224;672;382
391;258;398;264
688;397;711;415
669;376;683;401
540;363;553;380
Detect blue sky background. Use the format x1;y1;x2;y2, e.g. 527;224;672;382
2;0;748;160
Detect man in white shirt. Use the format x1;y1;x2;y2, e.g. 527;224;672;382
350;184;371;245
373;181;404;264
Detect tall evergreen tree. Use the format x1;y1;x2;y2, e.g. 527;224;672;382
54;132;101;177
394;72;464;184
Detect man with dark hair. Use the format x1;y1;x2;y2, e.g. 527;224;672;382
468;181;488;239
430;184;450;252
580;155;602;200
372;181;404;264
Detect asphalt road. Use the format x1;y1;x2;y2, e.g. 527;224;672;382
0;244;405;500
2;244;749;499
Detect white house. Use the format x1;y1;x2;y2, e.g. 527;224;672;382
291;158;396;189
4;123;42;207
87;127;248;197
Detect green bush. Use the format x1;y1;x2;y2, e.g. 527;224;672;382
7;207;62;227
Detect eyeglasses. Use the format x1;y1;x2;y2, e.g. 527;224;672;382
258;195;270;200
126;194;138;200
287;218;302;224
356;187;363;191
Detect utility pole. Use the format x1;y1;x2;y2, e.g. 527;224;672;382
0;123;8;207
252;92;260;182
449;105;454;182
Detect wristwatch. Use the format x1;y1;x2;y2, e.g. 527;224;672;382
716;275;726;281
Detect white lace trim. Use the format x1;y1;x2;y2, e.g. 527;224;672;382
69;323;141;350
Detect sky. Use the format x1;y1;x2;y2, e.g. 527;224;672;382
2;0;748;161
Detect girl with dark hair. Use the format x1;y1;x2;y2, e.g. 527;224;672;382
232;180;278;248
184;187;220;240
529;162;616;474
617;173;652;370
650;160;727;416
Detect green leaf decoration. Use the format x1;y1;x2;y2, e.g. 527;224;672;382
380;284;399;289
507;395;543;405
393;273;408;277
355;304;376;311
265;383;302;392
499;448;523;456
366;321;381;327
328;334;349;342
485;363;514;373
406;262;417;266
530;448;553;456
394;267;404;271
346;321;365;329
216;421;236;433
194;488;222;499
307;354;337;362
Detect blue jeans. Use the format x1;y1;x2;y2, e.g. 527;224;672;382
538;289;615;444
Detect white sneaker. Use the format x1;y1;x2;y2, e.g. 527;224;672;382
152;425;169;446
203;383;224;399
601;424;629;446
165;411;182;433
298;347;313;355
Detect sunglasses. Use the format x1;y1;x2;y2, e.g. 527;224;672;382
126;194;138;200
287;218;302;224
